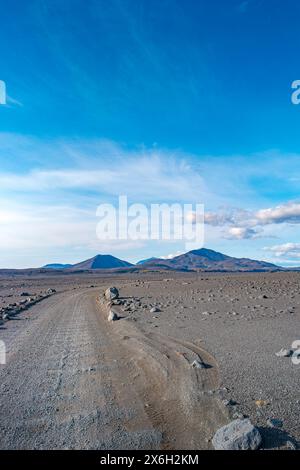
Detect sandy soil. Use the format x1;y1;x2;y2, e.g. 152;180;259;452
0;271;299;449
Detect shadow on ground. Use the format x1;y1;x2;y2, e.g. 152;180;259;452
259;426;298;450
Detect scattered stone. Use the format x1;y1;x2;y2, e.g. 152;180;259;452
275;348;292;358
108;309;119;322
150;307;160;313
233;412;246;420
222;398;237;407
191;359;206;369
255;399;269;408
267;418;283;428
212;418;262;450
105;287;119;301
46;288;56;295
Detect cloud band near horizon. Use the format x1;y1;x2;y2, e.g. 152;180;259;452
0;133;299;268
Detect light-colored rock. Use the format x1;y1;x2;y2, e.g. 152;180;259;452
150;307;160;313
104;287;119;301
255;399;269;408
212;418;262;450
191;359;206;369
46;288;56;295
275;348;292;357
108;309;119;322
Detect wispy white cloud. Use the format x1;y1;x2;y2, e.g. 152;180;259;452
256;203;300;224
264;242;300;258
0;137;207;267
0;137;205;202
1;134;300;267
225;227;258;240
0;198;147;267
204;201;300;240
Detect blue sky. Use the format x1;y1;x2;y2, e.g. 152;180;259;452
0;0;300;268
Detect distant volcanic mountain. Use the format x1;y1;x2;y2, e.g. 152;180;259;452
138;248;279;272
71;254;133;270
136;257;162;265
38;248;281;273
43;263;72;269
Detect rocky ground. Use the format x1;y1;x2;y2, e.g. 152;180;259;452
0;271;299;449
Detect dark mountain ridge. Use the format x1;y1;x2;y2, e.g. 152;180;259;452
30;248;289;273
138;248;279;272
70;254;133;270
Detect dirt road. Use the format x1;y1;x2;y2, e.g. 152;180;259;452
0;288;226;450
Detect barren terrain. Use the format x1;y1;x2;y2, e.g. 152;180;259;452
0;272;299;449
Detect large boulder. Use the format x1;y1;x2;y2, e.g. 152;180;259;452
212;419;262;450
104;287;119;301
108;309;119;322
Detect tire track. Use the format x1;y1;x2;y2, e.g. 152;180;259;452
97;292;228;449
0;287;228;450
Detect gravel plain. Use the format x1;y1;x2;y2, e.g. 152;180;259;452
0;271;299;449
